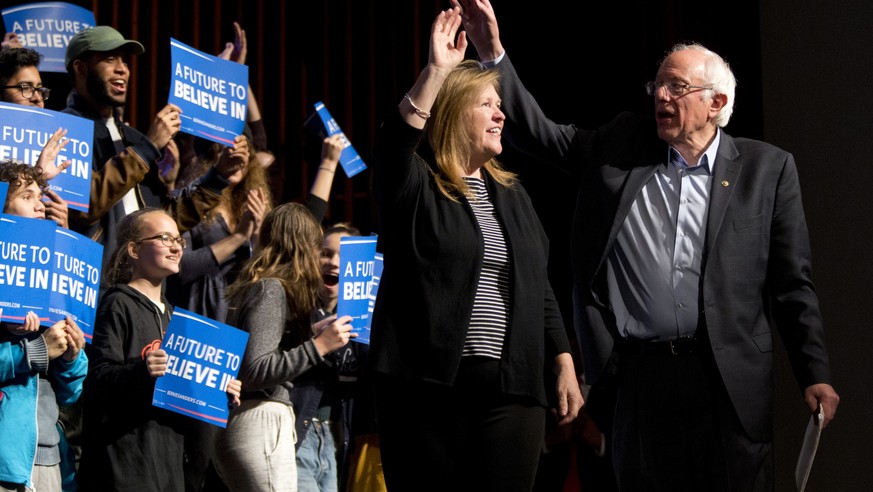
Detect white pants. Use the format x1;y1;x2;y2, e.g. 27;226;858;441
213;400;298;492
0;464;61;492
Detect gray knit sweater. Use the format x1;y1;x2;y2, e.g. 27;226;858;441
227;278;323;405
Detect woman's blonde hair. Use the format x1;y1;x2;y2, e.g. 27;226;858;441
226;202;323;319
426;60;517;201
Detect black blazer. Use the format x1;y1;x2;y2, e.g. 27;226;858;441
496;55;832;441
369;114;572;407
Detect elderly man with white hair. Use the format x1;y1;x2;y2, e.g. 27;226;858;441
456;1;840;490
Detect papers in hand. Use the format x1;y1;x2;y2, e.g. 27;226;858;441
795;403;824;492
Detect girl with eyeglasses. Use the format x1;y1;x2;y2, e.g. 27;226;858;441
77;208;241;491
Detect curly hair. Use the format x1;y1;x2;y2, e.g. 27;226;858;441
0;160;48;210
176;135;273;224
226;202;323;321
220;155;273;225
0;48;41;88
104;208;172;285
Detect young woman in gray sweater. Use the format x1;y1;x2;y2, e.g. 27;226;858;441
212;203;354;492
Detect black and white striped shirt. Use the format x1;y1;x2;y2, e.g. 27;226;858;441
462;177;510;359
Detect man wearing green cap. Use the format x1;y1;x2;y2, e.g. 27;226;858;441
60;26;243;292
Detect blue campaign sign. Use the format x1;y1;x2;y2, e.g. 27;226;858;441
49;227;101;339
0;214;58;326
0;215;101;336
0;101;94;212
337;236;378;338
1;2;95;73
355;252;383;345
153;308;250;428
313;102;367;178
168;38;248;146
0;182;7;205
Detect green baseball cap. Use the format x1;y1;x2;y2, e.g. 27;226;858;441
65;26;145;71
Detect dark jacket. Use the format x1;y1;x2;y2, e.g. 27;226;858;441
369;113;571;408
62;92;227;288
78;284;186;491
495;54;832;441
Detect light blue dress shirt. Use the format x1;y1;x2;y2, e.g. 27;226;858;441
607;131;721;341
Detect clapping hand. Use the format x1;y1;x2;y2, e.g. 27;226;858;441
217;22;247;65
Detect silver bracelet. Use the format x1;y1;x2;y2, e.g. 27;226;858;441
404;93;431;119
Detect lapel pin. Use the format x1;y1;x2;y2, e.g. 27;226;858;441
721;180;729;187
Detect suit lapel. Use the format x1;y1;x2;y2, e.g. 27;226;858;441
591;156;662;308
601;160;661;267
704;133;741;258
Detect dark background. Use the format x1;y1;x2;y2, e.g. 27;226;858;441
15;0;871;489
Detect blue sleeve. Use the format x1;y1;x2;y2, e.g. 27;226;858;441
0;339;30;383
50;349;89;406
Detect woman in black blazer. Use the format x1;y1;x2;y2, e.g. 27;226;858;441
368;8;582;492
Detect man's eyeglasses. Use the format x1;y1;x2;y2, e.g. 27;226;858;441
645;81;712;97
2;83;51;101
137;234;187;249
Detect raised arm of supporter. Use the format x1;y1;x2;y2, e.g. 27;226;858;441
35;128;72;180
214;135;250;179
167;137;249;232
398;7;467;131
309;134;344;205
453;0;505;61
146;104;182;151
1;32;23;51
157;138;181;190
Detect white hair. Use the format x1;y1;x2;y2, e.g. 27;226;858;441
667;42;737;127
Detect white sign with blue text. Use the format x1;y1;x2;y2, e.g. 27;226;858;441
168;38;248;146
152;308;249;428
0;101;94;212
1;2;95;73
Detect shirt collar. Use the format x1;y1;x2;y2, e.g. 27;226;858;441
668;129;721;174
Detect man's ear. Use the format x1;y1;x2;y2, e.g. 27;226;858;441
709;93;728;118
72;59;87;83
